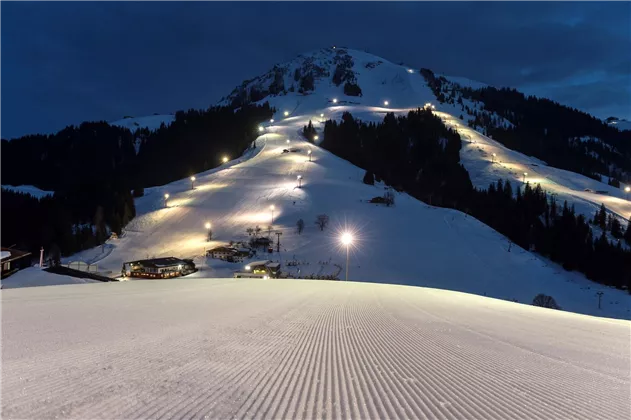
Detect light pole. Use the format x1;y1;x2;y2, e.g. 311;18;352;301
320;113;324;122
270;119;274;124
258;126;264;132
297;175;302;188
205;222;212;241
492;153;497;163
308;150;312;162
384;100;389;106
341;233;353;281
164;193;169;207
286;139;290;144
625;186;630;200
332;98;338;104
190;176;196;189
222;156;229;164
523;172;528;183
270;205;275;224
314;135;319;142
284;111;289;117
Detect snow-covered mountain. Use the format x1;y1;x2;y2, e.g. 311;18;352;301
20;47;628;318
607;117;631;132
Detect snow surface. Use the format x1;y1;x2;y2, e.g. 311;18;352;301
64;103;631;320
1;279;629;419
0;267;98;289
109;114;174;132
439;74;490;90
1;184;54;199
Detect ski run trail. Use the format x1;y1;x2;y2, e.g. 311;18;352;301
2;279;629;419
58;100;631;320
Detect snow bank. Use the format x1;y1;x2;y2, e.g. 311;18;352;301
1;267;99;289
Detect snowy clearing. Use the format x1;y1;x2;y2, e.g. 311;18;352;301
1;279;629;419
1;184;54;198
109;114;174;132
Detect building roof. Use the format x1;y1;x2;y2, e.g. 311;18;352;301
248;260;271;267
126;257;187;269
210;246;236;253
0;247;32;263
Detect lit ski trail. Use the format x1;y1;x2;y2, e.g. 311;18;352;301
2;279;629;419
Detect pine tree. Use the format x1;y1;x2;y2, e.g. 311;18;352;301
363;170;375;185
624;217;631;244
611;217;622;238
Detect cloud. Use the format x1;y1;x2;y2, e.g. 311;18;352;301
1;2;629;138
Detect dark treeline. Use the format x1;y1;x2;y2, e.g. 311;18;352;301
321;109;631;292
1;104;273;258
322;109;472;208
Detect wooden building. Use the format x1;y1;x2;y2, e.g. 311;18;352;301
1;247;32;279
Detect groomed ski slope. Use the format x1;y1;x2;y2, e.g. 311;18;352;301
2;279;629;419
65;105;631;320
439;113;631;224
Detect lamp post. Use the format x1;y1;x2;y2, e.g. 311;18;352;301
297;175;302;188
222;156;229;164
332;98;338;104
320;113;324;122
314;135;318;141
205;222;212;241
164;193;169;207
384;100;389;106
284;111;289;117
286;139;290;144
341;232;353;281
625;186;630;200
270;205;275;224
258;126;264;132
190;176;196;189
308;150;312;162
270;119;274;124
523;172;528;183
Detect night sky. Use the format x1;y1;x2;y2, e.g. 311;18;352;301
2;1;629;139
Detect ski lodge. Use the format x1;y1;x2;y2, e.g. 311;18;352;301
121;257;196;279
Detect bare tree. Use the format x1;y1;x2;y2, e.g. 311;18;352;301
255;225;262;238
384;189;395;207
246;227;254;236
315;214;329;231
532;294;561;310
296;219;305;234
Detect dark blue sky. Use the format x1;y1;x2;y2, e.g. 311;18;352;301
2;1;629;139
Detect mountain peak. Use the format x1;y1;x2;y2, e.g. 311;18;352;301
218;47;435;113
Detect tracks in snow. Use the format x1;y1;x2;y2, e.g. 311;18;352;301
2;279;629;419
